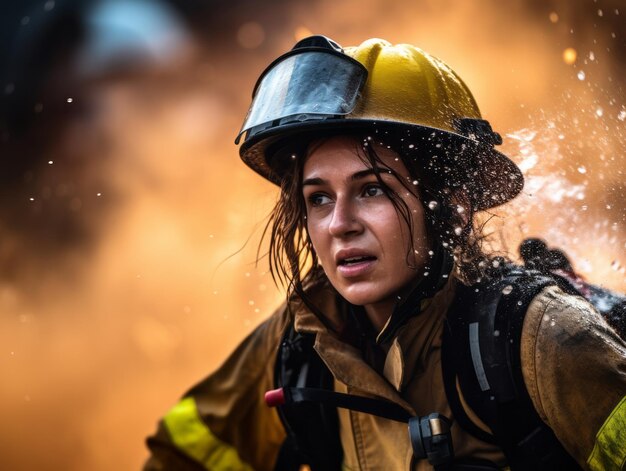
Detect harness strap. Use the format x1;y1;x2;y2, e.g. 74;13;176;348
266;386;412;423
443;267;583;470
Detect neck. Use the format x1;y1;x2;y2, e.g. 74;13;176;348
363;300;395;333
363;272;426;333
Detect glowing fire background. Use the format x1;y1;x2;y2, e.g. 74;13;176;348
0;0;623;469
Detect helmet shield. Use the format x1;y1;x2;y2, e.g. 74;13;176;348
235;50;368;144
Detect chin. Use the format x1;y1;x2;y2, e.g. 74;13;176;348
337;284;393;307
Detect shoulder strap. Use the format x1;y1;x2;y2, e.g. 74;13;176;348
272;322;343;471
442;266;582;470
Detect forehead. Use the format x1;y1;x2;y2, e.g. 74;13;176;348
302;135;410;179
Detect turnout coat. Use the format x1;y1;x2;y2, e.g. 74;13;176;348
144;276;626;470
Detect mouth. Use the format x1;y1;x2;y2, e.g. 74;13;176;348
338;255;377;266
335;250;377;278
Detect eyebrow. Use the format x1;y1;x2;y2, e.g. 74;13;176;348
302;168;391;187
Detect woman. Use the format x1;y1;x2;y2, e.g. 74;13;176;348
144;36;626;470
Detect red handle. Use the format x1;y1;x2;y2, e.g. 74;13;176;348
264;388;286;407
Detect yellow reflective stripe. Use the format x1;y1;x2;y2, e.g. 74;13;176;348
587;395;626;471
163;396;254;471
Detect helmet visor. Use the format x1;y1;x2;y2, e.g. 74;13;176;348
236;50;368;144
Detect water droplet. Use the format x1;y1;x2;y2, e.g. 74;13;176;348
577;165;587;174
617;110;626;121
502;285;513;295
596;107;604;117
577;70;586;81
456;205;465;213
454;227;462;236
428;201;438;210
66;97;73;103
412;180;418;185
494;330;500;337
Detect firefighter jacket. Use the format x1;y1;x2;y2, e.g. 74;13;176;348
143;277;626;470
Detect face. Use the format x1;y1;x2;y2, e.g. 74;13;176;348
302;135;430;322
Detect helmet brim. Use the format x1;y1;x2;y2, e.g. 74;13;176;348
239;119;523;211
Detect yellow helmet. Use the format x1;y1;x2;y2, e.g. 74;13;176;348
236;36;522;210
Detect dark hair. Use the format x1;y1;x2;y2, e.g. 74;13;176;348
263;132;490;310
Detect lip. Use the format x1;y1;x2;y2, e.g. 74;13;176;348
334;248;377;278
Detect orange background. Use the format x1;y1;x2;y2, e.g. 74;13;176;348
0;0;623;469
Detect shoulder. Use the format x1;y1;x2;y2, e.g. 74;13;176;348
521;284;623;359
520;285;626;465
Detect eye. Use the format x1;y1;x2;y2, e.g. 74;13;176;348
362;184;384;198
308;193;332;207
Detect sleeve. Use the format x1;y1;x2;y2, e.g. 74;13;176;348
143;304;290;471
521;285;626;471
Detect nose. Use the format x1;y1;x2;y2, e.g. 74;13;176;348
328;197;363;238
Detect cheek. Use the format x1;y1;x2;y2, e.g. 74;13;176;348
306;221;328;258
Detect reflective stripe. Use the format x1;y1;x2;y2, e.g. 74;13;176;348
587;395;626;470
163;396;254;471
469;322;490;392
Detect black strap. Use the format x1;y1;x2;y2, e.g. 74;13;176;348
441;321;497;445
272;324;342;471
443;266;583;470
282;386;412;422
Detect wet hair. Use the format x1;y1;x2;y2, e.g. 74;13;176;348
263;132;490;308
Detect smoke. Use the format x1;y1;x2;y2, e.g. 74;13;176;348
0;0;623;469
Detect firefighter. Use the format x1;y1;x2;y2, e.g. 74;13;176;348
143;36;626;470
